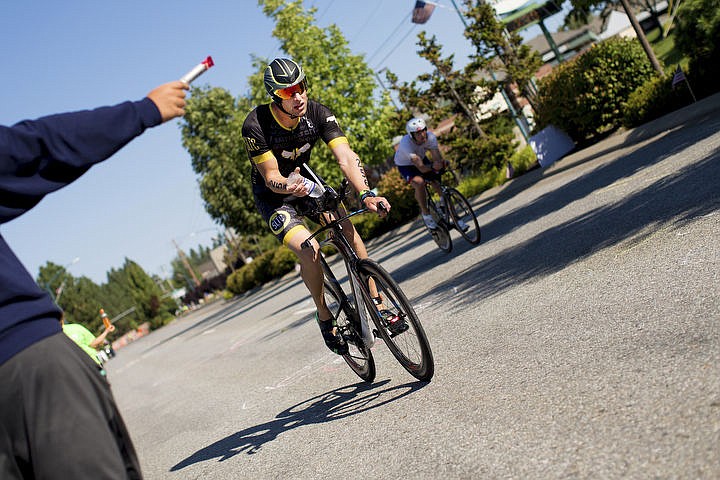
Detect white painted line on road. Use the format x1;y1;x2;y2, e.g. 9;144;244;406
265;355;333;390
294;307;317;315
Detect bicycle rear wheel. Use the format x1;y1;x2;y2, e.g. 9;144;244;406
445;188;481;244
323;279;376;382
358;260;434;382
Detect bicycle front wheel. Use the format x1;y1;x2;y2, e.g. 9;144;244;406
446;188;481;244
358;260;434;382
428;224;452;253
426;199;452;253
323;279;376;382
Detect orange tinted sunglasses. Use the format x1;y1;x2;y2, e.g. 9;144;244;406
275;81;307;100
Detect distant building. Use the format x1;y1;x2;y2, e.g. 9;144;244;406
209;245;229;275
525;2;669;66
196;245;228;280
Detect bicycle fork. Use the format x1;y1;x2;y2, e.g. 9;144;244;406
318;250;376;349
347;262;376;348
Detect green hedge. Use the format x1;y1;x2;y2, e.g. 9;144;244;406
535;38;657;142
622;74;693;128
226;245;298;295
352;168;418;239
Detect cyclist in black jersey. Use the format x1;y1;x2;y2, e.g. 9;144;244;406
241;58;394;355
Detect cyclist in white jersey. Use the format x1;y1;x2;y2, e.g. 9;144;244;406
393;118;448;229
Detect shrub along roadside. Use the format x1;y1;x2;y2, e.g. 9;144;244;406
226;245;297;295
622;74;693;128
535;37;656;144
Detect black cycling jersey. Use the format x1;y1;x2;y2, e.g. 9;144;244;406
241;99;346;197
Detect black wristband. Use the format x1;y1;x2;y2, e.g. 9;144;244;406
359;189;376;203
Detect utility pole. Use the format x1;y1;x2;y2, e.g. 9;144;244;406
43;257;80;304
618;0;665;77
172;239;201;287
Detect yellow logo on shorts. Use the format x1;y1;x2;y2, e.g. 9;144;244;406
269;211;291;235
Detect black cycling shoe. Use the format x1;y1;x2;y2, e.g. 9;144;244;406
380;309;409;335
372;296;409;335
316;313;348;355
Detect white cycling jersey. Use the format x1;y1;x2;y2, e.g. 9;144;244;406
393;131;439;167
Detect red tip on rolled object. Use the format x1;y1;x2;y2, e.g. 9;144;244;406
180;56;215;84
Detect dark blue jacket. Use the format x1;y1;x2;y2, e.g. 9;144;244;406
0;97;162;365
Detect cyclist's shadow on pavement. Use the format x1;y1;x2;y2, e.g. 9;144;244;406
170;379;425;472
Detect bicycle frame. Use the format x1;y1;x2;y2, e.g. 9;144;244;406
425;182;450;226
302;205;376;348
295;170;434;381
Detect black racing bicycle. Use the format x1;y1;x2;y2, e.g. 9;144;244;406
300;171;434;383
423;169;481;253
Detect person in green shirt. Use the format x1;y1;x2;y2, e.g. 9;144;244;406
60;313;115;366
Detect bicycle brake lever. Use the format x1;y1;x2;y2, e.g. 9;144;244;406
338;179;349;202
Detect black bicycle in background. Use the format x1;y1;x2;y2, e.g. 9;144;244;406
300;168;434;383
423;168;481;253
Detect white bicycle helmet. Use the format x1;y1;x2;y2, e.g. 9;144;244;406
406;117;427;134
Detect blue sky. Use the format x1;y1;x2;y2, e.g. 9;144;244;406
1;0;566;284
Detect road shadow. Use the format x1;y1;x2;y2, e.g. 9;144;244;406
169;379;427;471
416;133;720;310
359;116;718;287
152;110;719;352
265;116;720;324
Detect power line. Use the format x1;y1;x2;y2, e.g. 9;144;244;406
313;0;337;23
349;1;385;43
373;23;418;71
366;10;413;65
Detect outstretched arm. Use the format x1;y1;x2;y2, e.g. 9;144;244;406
89;324;115;350
0;81;188;224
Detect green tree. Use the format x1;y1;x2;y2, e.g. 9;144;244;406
418;31;490;138
673;0;720;97
181;87;260;234
109;259;175;329
57;276;105;329
463;0;543;108
258;0;396;183
181;0;397;239
385;2;533;174
36;262;72;301
37;255;179;335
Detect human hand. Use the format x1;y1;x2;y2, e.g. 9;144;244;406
286;167;310;197
147;81;189;123
364;196;391;217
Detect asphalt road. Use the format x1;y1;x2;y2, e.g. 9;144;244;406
107;94;720;479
